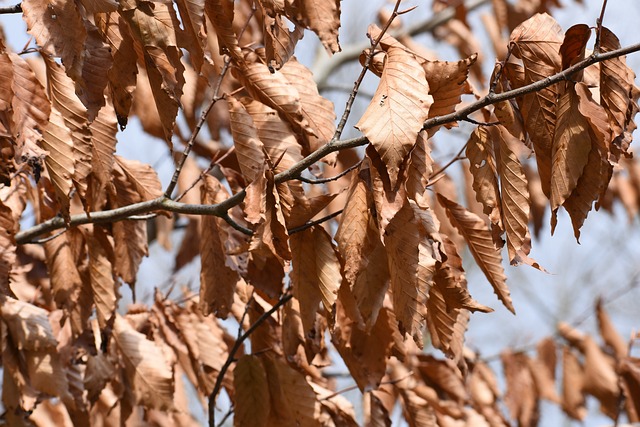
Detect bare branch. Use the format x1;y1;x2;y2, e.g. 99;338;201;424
288;209;344;235
0;3;21;14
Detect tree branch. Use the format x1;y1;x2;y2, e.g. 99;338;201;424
15;41;640;245
0;3;21;14
208;292;293;427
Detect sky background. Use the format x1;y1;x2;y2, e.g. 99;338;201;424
2;0;640;425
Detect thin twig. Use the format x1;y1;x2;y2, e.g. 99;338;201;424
461;116;500;126
215;406;234;427
288;209;344;235
208;292;293;427
0;3;21;14
298;160;362;184
15;41;640;245
594;0;609;53
29;229;66;244
175;146;236;203
321;372;414;401
427;142;469;186
220;212;253;235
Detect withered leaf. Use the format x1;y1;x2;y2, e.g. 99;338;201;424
234;355;270;427
356;46;431;188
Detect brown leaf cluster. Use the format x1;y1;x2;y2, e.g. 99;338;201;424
0;0;639;425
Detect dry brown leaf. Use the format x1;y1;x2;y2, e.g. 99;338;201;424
559;24;591;71
228;96;266;184
502;351;539;427
262;14;304;71
175;0;206;72
556;83;611;239
204;0;243;61
22;0;86;80
96;12;138;128
436;194;513;313
422;55;476;135
88;99;118;210
466;126;502;231
262;355;321;426
113;315;175;410
405;131;434;206
0;201;16;292
243;98;304;173
113;156;163;201
290;225;340;335
595;299;628;359
356;46;431;188
76;22;112;120
496;126;541;269
509;13;563;197
41;105;75;221
284;0;341;54
384;200;433;343
44;55;92;200
236;61;314;138
332;300;392;391
280;58;337;160
120;0;185;142
600;27;638;162
234;355;270;427
199;175;239;318
561;346;587;420
84;226;118;329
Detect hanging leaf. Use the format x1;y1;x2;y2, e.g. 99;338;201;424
356;46;431;188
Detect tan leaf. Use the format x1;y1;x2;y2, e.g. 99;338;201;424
600;27;638;162
559;24;591;71
356;46;431;187
405;130;433;206
437;194;513;313
22;0;86;79
77;22;112;120
421;54;476;135
383;200;428;342
496;126;541;269
554;83;611;239
43;55;92;206
199;175;239;318
290;225;341;334
43;234;83;323
228;96;266;183
78;0;117;13
280;58;337;160
596;299;628;359
113;156;163;201
262;356;321;426
96;12;138;128
262;14;304;71
84;226;118;329
0;201;16;292
175;0;206;72
619;357;640;421
88;99;118;210
284;0;341;54
8;52;50;168
237;60;316;138
1;297;57;351
509;13;563;197
332;300;392;392
113;315;174;410
561;346;586;420
311;382;358;427
204;0;243;61
120;0;185;142
41;102;75;220
245;166;291;262
234;355;270;427
243;98;304;173
501;351;539;427
84;353;115;403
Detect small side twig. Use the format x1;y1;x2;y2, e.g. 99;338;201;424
288;209;344;235
208;292;293;427
298;160;362;184
427;142;469;186
594;0;609;53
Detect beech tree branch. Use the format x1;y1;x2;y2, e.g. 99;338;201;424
0;3;21;14
14;41;640;245
208;292;293;427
